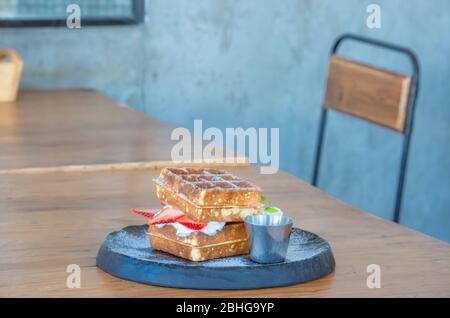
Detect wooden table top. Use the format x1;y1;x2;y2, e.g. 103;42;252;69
1;166;449;297
0;90;176;171
1;90;449;297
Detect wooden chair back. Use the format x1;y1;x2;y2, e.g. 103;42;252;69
324;54;412;132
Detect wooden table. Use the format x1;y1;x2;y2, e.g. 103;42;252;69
1;90;449;297
1;166;449;297
0;90;176;171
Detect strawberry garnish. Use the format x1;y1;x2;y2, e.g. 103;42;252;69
147;206;184;225
177;215;206;230
133;208;158;219
139;205;206;230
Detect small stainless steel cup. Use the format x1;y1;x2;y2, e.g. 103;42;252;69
244;215;293;264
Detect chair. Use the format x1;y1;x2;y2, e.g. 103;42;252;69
312;34;420;223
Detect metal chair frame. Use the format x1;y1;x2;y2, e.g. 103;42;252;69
312;34;420;223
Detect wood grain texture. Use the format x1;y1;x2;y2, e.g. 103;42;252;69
0;90;178;170
0;159;249;175
0;167;449;297
0;90;247;171
324;55;411;132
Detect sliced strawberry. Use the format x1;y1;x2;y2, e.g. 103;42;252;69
176;215;206;230
147;206;184;225
133;208;158;219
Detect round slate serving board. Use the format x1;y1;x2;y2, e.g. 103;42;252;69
96;225;335;290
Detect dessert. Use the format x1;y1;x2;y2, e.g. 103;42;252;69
154;167;262;222
142;167;263;261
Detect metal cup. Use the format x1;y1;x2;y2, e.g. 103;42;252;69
244;214;293;264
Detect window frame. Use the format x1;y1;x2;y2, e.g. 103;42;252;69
0;0;145;27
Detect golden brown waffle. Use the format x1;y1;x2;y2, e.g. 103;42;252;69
156;184;261;223
154;167;262;207
148;223;248;262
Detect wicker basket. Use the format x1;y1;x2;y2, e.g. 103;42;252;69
0;49;23;102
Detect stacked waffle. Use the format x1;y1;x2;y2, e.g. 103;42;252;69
148;167;262;261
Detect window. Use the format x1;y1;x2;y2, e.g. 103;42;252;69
0;0;144;27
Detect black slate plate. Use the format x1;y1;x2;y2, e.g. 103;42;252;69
96;225;335;290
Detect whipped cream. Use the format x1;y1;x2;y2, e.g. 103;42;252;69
220;207;257;217
156;221;226;237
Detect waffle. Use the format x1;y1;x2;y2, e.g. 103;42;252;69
148;223;248;261
155;183;261;223
154;167;262;207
